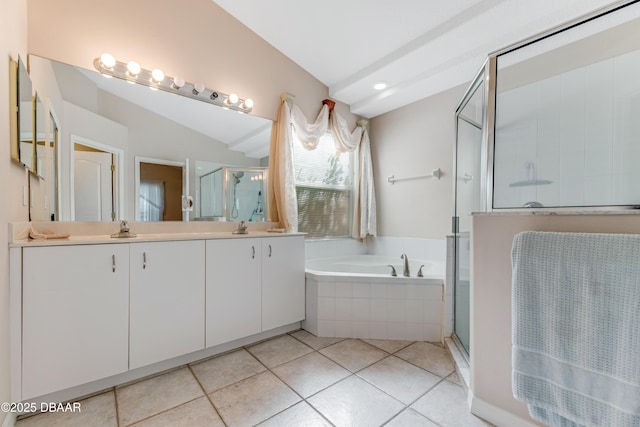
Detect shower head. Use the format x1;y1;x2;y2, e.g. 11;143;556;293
232;171;244;184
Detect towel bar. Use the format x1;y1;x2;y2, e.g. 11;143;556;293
387;168;442;184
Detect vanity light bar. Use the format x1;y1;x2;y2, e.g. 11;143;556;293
94;54;254;113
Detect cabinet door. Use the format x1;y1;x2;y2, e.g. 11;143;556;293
129;241;205;369
206;238;262;347
262;236;305;331
22;244;129;399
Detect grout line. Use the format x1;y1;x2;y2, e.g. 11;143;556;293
120;395;204;427
286;329;347;351
244;334;316;370
264;353;339;427
186;364;228;427
113;387;121;427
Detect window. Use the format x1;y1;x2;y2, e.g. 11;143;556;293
293;132;353;238
139;180;165;221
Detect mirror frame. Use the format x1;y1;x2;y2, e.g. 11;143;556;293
15;57;37;174
9;59;19;163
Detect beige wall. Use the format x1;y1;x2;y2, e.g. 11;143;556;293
370;84;467;239
471;213;640;425
1;0;29;424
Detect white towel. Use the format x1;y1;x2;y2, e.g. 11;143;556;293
512;231;640;427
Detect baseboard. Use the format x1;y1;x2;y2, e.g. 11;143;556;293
17;322;300;405
1;412;17;427
469;392;539;427
444;337;470;395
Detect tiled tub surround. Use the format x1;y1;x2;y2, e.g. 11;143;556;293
303;237;446;342
304;237;446;263
304;274;444;341
303;255;444;341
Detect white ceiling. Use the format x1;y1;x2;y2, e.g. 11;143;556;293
212;0;622;118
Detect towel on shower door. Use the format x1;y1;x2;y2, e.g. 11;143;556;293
511;231;640;427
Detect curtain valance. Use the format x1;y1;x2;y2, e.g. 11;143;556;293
268;96;377;240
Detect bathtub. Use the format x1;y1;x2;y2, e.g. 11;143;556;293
302;255;445;342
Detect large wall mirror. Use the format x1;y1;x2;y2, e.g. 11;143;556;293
27;55;273;222
492;2;640;209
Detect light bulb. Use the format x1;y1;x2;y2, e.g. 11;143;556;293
172;76;185;89
192;82;205;95
242;98;254;109
151;68;165;83
127;61;141;76
100;53;116;69
227;93;239;104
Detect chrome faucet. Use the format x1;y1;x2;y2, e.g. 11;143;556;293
232;220;248;235
387;265;398;277
110;220;137;238
401;254;410;277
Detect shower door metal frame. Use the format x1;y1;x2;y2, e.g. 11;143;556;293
452;56;496;360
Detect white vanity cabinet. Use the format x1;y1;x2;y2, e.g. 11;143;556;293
21;244;130;400
261;236;305;331
13;230;304;402
205;235;305;346
129;240;205;369
205;238;262;347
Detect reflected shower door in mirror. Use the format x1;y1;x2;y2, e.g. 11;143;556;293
197;165;267;222
27;55;273;222
493;2;640;208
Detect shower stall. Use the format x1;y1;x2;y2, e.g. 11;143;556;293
450;0;640;361
199;166;268;222
452;59;494;358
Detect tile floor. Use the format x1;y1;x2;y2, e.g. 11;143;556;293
16;330;491;427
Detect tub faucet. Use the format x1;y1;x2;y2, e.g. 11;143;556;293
387;265;398;277
401;254;410;277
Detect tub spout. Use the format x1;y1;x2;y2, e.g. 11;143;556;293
387;265;398;277
401;254;410;277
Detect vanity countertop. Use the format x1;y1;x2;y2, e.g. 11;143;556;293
9;222;304;247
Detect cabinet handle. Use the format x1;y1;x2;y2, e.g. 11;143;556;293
251;245;255;259
112;254;116;272
143;252;147;269
268;244;272;258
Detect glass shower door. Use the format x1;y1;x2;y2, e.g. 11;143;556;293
453;64;487;357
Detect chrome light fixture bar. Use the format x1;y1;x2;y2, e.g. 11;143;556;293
94;53;254;113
